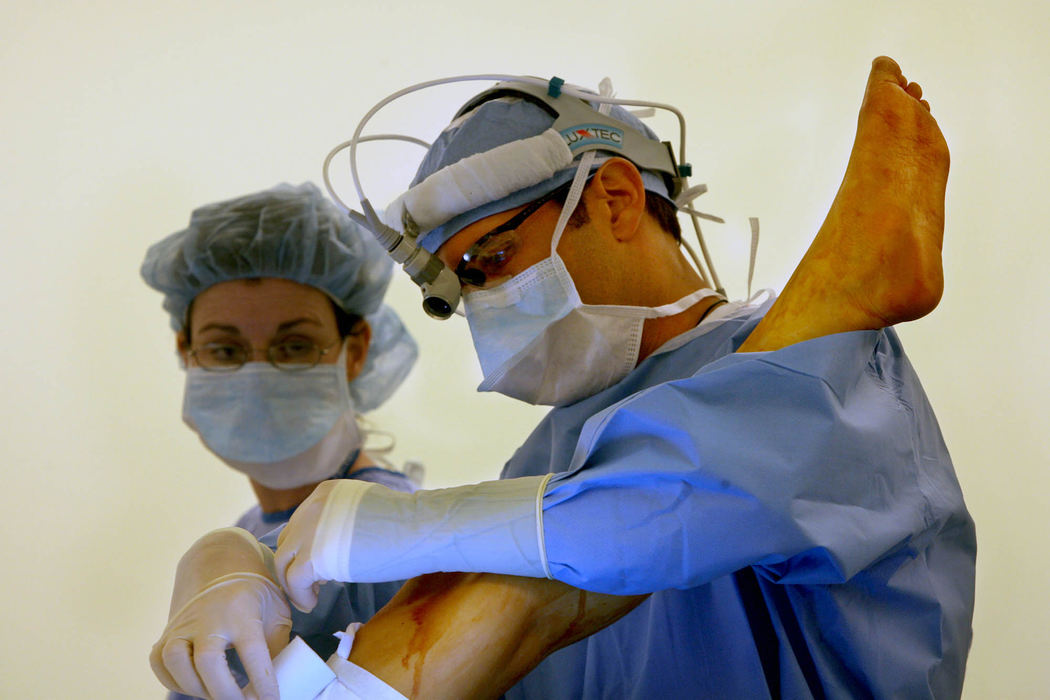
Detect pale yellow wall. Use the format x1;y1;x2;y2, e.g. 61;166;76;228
1;1;1046;696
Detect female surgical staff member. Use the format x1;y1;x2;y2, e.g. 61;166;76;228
141;182;418;698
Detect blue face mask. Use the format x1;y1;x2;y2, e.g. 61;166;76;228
182;342;355;465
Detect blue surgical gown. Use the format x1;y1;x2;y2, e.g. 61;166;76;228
504;302;975;699
167;465;414;700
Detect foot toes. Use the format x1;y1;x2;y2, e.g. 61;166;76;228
871;56;905;85
906;81;923;100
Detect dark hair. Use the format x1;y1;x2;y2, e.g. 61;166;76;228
644;194;682;242
331;302;364;338
553;183;682;242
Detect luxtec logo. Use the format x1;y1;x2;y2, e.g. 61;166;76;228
560;124;624;151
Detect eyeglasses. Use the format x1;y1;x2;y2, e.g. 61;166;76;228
455;183;571;289
188;338;340;372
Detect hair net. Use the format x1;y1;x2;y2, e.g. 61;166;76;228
351;304;417;412
141;181;417;412
410;95;673;253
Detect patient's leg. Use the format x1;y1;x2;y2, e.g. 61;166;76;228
347;56;950;698
740;56;949;352
349;573;645;699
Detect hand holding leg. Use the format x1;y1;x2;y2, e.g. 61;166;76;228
150;528;291;700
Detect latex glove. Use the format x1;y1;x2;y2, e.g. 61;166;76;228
151;528;292;700
274;479;353;613
275;476;551;612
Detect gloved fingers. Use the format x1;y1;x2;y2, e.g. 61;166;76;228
274;538;312;613
233;626;282;700
263;615;293;659
154;637;210;699
195;634;248;700
275;482;338;611
149;638;179;692
275;520;290;549
281;556;322;612
272;535;296;593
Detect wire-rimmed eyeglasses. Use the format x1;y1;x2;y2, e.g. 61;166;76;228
188;339;340;372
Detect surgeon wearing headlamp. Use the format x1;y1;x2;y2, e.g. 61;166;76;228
154;57;974;700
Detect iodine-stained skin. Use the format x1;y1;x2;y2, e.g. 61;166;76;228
401;574;460;695
740;56;948;353
350;572;646;698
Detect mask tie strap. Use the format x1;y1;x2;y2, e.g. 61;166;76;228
550;78;616;254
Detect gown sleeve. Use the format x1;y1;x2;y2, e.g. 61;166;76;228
540;328;950;595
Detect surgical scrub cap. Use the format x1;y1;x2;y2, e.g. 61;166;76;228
410;93;674;253
141;182;417;412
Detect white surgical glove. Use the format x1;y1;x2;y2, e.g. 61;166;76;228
275;476;552;612
151;528;292;700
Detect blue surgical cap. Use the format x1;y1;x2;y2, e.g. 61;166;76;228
141;182;417;411
411;94;673;253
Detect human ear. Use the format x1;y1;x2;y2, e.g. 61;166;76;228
176;331;190;365
588;159;646;241
344;319;372;381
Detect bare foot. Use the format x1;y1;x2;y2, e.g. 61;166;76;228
740;56;949;352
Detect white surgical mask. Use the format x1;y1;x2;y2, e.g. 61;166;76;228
465;252;719;406
182;341;362;488
463;144;721;406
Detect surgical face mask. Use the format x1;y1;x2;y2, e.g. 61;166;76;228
464;251;720;406
182;341;361;488
463;145;722;406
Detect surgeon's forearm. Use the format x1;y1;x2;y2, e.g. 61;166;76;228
348;572;646;699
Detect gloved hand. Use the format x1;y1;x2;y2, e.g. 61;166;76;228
274;479;350;613
275;476;552;612
150;528;292;700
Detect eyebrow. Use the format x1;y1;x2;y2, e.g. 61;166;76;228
196;317;325;338
196;322;241;336
276;317;324;333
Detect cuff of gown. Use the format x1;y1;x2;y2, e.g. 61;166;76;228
316;474;553;583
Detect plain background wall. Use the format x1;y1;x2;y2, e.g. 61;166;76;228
2;1;1046;696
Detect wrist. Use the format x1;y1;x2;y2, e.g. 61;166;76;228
167;571;282;624
171;527;277;613
312;475;553;583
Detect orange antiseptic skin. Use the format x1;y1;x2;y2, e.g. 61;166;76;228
349;573;646;699
740;56;948;352
348;56;950;698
